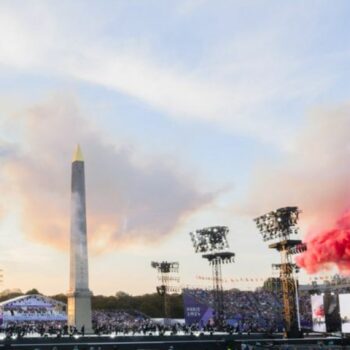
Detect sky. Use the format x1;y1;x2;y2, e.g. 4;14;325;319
1;0;350;296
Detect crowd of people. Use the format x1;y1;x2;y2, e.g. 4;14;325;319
92;310;154;335
0;312;184;338
185;288;313;332
0;287;340;337
0;321;67;337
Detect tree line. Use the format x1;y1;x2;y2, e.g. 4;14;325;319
0;289;184;318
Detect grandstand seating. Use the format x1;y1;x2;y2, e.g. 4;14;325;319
183;288;312;331
0;294;66;323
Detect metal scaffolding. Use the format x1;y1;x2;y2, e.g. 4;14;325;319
151;261;179;324
190;227;235;329
255;207;306;338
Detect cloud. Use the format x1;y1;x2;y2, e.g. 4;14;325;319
0;4;243;129
239;103;350;236
0;94;214;253
0;1;343;146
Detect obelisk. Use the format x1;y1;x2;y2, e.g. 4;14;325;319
67;145;92;333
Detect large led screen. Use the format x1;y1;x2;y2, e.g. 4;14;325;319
339;294;350;333
311;294;326;332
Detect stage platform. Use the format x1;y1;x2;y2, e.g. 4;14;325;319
0;332;347;349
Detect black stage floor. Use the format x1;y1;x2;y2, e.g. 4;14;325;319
0;333;347;350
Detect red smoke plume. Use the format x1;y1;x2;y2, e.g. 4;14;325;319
296;211;350;274
314;306;325;317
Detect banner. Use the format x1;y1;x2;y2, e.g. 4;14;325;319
182;291;213;326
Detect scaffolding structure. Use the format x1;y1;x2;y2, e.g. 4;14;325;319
254;207;306;338
151;261;179;324
190;226;235;328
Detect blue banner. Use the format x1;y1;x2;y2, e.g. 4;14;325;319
183;292;213;326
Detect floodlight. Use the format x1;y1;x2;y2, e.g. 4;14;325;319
151;259;180;323
254;206;305;337
254;207;300;242
151;261;179;273
151;261;161;269
189;226;235;329
189;226;230;253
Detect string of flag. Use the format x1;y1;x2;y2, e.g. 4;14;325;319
194;274;350;285
195;275;266;283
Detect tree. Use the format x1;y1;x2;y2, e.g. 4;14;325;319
25;288;41;295
262;277;282;292
115;291;130;298
0;289;185;318
51;294;67;304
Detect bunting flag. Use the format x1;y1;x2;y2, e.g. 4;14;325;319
194;274;350;286
194;275;266;283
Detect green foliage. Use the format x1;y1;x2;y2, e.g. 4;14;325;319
25;288;41;295
0;292;23;303
0;289;185;318
92;292;184;318
50;293;67;304
168;294;184;318
262;277;282;292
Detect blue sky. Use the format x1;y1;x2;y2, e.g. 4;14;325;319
0;0;350;295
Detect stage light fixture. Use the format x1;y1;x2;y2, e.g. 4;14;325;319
189;226;235;329
151;260;180;324
254;206;306;338
189;226;230;253
254;207;301;242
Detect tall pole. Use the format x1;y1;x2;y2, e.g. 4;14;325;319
161;273;170;324
152;262;179;327
294;275;301;331
278;244;299;336
190;227;234;330
212;258;224;328
203;252;234;329
254;207;305;338
67;145;93;333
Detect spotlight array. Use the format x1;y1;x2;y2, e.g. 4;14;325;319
151;260;180;323
254;207;300;241
190;226;229;253
189;226;234;329
254;206;305;338
151;261;179;273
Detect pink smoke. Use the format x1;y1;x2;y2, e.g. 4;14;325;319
296;211;350;274
314;306;324;317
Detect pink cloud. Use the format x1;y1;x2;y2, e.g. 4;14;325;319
240;103;350;273
0;94;215;253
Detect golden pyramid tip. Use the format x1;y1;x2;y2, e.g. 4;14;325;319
73;144;84;162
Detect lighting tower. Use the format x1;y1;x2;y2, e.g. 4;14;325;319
151;261;180;324
254;207;306;338
189;226;235;328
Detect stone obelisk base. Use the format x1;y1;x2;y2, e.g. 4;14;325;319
67;290;93;333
